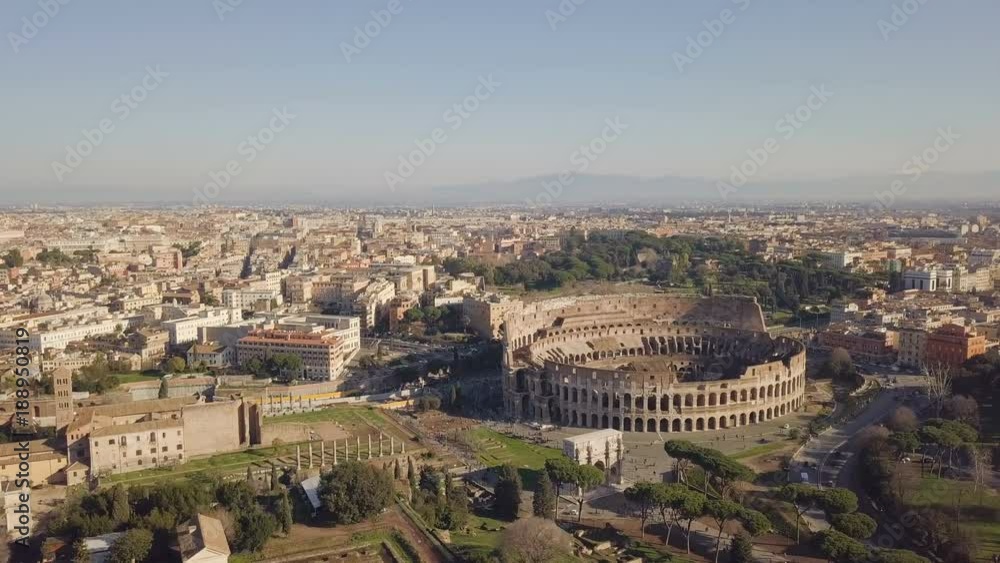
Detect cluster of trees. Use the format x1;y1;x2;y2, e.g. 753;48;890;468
243;353;304;381
401;306;464;334
74;354;133;393
49;474;292;562
1;249;23;268
664;440;754;498
858;414;984;563
442;231;880;308
409;465;469;530
815;529;931;563
171;241;202;260
780;484;867;543
318;461;394;525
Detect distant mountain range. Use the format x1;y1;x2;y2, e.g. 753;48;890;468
3;170;997;206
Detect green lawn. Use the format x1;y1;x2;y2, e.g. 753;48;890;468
465;427;565;488
903;474;1000;562
105;441;301;485
112;372;163;384
262;405;391;428
730;438;796;460
449;512;508;560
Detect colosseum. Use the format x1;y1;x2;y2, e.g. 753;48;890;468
501;294;806;433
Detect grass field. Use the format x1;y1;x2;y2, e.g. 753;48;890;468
730;438;797;460
449;512;508;560
465;427;565;488
105;441;301;485
112;372;163;384
902;474;1000;562
262;405;393;428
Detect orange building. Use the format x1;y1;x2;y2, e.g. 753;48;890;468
925;323;986;368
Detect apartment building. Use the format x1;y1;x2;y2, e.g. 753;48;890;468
896;327;928;369
276;314;361;356
222;287;281;310
237;329;346;381
925;323;987;368
818;328;899;364
162;307;242;346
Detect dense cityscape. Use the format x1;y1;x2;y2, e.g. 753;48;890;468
0;204;996;563
3;1;999;562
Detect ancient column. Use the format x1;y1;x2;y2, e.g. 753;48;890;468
379;432;384;457
296;445;301;471
320;441;326;467
308;442;314;468
390;436;395;455
356;436;361;460
367;435;372;459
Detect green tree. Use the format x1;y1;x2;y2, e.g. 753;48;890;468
494;463;523;520
568;464;603;523
818;487;859;515
831;512;877;540
543;457;577;496
166;356;186;374
157;377;168;399
318;462;393;525
234;509;276;553
649;482;688;547
780;484;818;543
275;490;293;535
814;529;869;562
705;499;743;563
675;491;705;554
110;485;131;526
624;482;659;539
532;471;557;520
727;532;754;563
108;529;153;563
72;539;90;563
2;249;24;268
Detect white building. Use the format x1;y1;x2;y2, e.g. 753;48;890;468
221;288;281;309
163;307;243;346
277;314;361;356
903;266;953;292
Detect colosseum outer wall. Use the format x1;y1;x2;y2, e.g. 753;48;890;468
501;294;806;433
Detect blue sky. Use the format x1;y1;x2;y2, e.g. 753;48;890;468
1;0;998;201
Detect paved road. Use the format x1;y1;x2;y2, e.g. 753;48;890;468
792;372;929;531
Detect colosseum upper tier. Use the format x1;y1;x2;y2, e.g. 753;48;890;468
501;294;806;433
